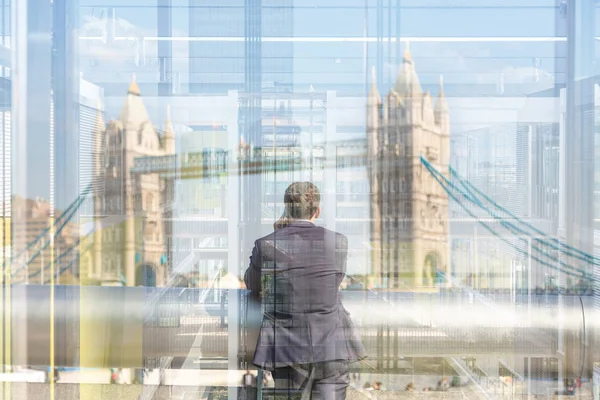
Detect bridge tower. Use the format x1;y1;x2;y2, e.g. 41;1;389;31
93;76;175;286
367;46;450;289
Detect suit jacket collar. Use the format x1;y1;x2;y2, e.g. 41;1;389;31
287;219;315;228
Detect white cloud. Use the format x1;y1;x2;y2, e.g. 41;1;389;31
80;15;140;38
493;66;555;85
384;42;555;90
79;15;191;71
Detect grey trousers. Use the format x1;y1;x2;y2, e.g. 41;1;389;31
270;360;350;400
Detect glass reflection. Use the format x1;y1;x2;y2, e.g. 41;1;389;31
0;1;598;399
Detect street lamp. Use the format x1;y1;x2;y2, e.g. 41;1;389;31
237;135;249;277
38;240;44;285
25;250;29;284
309;91;314;183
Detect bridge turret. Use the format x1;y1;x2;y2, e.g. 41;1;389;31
367;42;449;290
435;75;450;168
118;74;160;151
392;43;423;126
92;99;105;282
367;66;383;252
93;99;106;182
164;104;175;154
367;66;381;157
99;78;169;286
393;43;422;97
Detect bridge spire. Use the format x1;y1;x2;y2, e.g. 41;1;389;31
93;99;105;178
435;74;449;122
128;73;140;96
238;135;250;160
367;65;381;158
368;66;381;104
93;99;105;133
404;40;412;62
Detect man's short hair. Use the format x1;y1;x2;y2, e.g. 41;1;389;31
283;182;320;220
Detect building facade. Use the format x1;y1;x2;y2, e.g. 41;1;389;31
188;0;294;94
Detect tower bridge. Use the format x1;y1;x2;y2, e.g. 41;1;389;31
5;66;591;287
8;61;591;303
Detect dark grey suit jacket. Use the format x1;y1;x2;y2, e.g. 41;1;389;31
244;220;366;370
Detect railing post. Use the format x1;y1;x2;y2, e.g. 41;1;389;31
227;288;239;400
257;369;263;400
221;289;226;328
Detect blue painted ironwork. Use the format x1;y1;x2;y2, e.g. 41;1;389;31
421;156;587;278
10;183;92;277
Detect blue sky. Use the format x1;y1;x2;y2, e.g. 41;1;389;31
16;2;600;202
77;2;568;92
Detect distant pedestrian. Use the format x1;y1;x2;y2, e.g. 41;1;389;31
240;370;257;400
437;376;449;391
262;370;274;388
110;368;118;384
242;370;256;388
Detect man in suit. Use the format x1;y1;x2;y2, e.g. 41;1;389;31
244;182;365;399
242;369;256;387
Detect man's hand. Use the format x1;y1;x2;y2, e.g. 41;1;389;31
244;241;262;293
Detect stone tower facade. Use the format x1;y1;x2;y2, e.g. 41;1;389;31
367;48;450;289
91;76;175;286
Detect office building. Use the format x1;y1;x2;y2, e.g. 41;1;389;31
188;1;294;94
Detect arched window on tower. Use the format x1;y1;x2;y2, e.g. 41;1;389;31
138;123;145;145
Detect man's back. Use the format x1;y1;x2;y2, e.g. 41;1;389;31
244;220;363;369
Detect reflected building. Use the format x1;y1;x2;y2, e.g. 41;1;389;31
9;196;78;284
89;77;175;286
79;79;106;216
188;1;294;94
0;103;9;270
367;48;450;289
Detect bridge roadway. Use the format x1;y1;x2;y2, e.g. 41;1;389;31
131;147;556;240
7;285;597;370
127;145;559;243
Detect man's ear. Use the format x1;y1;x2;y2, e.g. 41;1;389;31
313;206;321;219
